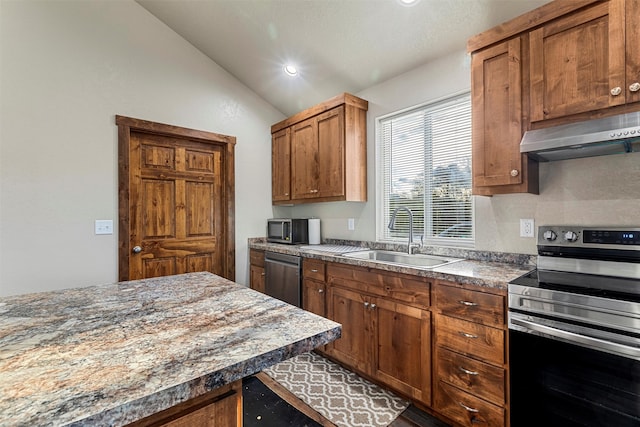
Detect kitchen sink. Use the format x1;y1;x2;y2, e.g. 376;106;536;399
341;250;463;269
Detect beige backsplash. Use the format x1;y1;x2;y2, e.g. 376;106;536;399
284;152;640;256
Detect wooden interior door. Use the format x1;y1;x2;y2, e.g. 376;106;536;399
117;116;235;281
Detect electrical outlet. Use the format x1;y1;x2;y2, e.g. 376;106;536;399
347;218;355;231
520;219;534;238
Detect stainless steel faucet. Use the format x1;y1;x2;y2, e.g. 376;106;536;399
388;207;421;254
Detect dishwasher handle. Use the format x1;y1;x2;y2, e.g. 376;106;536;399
265;251;302;267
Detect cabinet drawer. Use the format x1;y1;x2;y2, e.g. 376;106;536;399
249;249;265;268
437;347;505;405
435;381;504;427
435;283;504;327
303;258;325;281
327;263;430;307
436;315;505;365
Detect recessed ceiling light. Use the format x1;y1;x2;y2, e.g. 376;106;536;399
283;64;298;77
398;0;419;6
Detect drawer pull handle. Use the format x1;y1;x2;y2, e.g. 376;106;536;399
459;331;478;339
459;366;479;376
311;269;319;273
459;402;480;413
458;300;478;306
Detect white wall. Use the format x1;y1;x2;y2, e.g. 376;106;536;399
292;50;640;254
0;0;283;296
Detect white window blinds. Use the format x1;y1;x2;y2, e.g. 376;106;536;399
378;93;473;245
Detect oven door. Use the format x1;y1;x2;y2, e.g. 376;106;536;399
510;326;640;426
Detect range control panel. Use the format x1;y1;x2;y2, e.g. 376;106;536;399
538;225;640;248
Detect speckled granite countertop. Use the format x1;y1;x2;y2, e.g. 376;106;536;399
0;272;341;427
249;239;535;291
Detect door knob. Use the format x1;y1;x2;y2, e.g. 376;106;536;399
132;246;142;254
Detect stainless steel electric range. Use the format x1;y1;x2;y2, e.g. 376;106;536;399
508;225;640;427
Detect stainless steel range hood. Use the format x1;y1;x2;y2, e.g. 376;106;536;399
520;111;640;162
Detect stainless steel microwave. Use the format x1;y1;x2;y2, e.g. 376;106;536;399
267;218;308;244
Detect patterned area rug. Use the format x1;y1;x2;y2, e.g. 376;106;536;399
263;352;409;427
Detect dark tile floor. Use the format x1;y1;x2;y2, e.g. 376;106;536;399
243;375;450;427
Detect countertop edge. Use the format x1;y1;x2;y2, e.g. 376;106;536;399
67;326;341;426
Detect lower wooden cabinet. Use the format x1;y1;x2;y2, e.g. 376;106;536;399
249;249;265;294
302;258;327;317
434;281;508;427
325;263;432;405
127;380;242;427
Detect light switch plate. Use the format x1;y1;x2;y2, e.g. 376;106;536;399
95;220;113;235
347;218;355;231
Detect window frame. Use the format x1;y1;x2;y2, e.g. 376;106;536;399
375;91;475;248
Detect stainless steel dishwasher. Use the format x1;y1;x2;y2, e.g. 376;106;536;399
264;251;302;307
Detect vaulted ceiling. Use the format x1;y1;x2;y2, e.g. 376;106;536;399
137;0;549;116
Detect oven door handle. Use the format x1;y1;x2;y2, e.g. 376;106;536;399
510;315;640;360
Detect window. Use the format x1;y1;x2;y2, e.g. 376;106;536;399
377;92;473;246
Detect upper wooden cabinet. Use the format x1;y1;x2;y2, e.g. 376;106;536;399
529;0;640;122
471;37;539;195
270;93;367;205
468;0;640;195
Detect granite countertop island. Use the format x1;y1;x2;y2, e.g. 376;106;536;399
0;272;341;426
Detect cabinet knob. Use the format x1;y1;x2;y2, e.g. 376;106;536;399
610;86;622;96
261;273;265;276
370;303;377;310
284;193;289;196
364;302;370;307
311;269;318;273
630;82;640;93
132;246;142;254
318;289;324;293
510;169;519;177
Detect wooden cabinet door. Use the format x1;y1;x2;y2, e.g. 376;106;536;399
326;286;371;373
291;117;317;200
471;38;524;189
627;0;640;105
315;106;345;199
290;106;345;201
271;128;291;202
302;279;326;317
529;0;626;121
249;265;265;294
371;298;432;405
127;380;242;427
